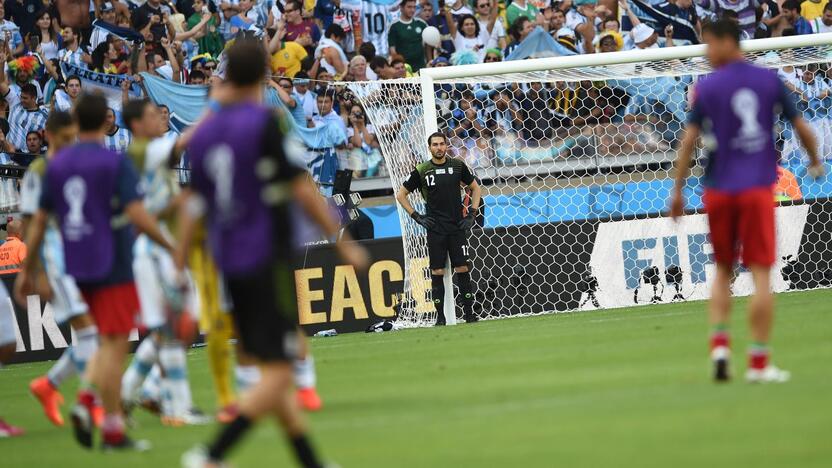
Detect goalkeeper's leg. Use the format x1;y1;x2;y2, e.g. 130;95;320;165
450;232;477;323
430;273;446;326
454;268;477;323
191;243;236;415
427;232;449;326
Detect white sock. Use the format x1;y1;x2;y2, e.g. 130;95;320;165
71;325;98;374
121;337;158;403
47;348;76;388
294;355;317;390
159;343;192;417
234;364;261;394
140;364;162;403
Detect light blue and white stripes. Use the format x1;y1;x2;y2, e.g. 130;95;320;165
104;126;132;153
8;105;49;150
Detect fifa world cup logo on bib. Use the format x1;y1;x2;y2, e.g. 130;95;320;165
63;176;88;239
731;88;762;138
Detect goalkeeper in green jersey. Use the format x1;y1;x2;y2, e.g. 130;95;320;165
396;132;482;325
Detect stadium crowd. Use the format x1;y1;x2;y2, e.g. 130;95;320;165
0;0;827;188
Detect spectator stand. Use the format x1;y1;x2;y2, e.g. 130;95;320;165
0;0;830;215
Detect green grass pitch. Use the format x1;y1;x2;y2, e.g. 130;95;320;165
2;290;831;467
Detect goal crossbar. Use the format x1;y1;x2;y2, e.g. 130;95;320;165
419;33;832;82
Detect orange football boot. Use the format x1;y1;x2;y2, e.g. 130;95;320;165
297;387;323;412
29;376;64;426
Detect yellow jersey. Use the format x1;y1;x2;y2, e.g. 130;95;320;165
271;41;308;78
801;0;828;20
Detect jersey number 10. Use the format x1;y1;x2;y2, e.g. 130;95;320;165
364;13;386;35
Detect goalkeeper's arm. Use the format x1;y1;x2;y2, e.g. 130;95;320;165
467;179;482;213
396;186;435;229
395;186;417;217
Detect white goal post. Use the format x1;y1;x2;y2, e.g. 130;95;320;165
347;33;832;328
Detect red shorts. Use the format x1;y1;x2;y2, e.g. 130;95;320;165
703;187;776;268
81;282;140;335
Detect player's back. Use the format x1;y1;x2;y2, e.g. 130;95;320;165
188;102;303;275
693;60;788;193
46;142;136;283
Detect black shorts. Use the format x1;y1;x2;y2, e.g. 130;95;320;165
224;262;299;362
427;230;469;271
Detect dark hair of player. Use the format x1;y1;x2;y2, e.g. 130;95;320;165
73;93;109;132
122;98;153;133
20;83;38;98
427;131;448;146
45;111;73;133
225;39;267;87
702;18;741;45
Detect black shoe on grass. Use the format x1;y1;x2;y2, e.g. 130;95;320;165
70;403;94;449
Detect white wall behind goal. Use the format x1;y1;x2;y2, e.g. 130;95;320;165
583;205;810;310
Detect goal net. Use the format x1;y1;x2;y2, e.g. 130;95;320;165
346;34;832;327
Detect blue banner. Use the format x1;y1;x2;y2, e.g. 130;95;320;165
609;75;692;123
140;72;208;132
506;27;577;61
142;75;347;182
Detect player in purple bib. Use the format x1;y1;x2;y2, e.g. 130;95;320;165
16;93;175;451
670;19;824;384
175;39;368;468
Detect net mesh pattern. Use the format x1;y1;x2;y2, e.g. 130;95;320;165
347;43;832;327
